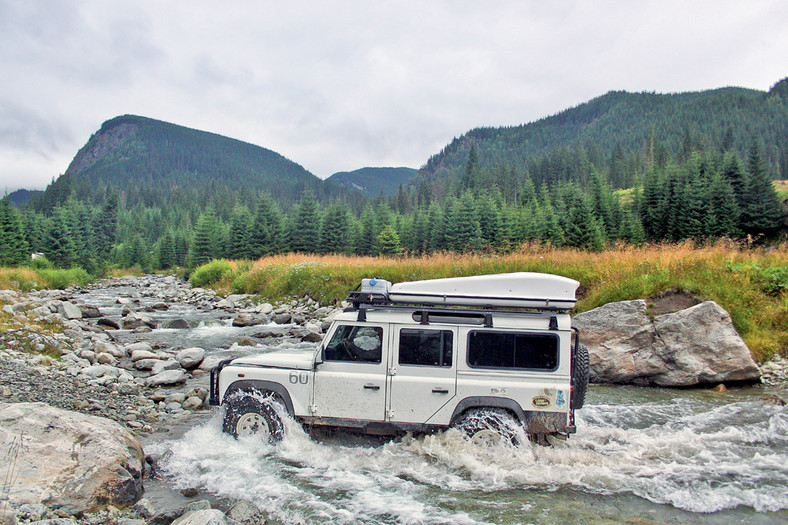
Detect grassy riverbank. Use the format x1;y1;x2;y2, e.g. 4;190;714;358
0;267;93;291
191;242;788;362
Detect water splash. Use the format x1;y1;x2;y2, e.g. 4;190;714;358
154;390;788;523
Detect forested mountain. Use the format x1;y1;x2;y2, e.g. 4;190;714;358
1;78;786;273
415;78;788;198
326;167;418;198
6;189;41;208
30;115;352;214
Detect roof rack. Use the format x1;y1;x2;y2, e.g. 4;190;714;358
347;273;579;312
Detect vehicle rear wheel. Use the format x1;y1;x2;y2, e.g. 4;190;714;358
454;408;521;446
222;393;284;443
571;344;590;409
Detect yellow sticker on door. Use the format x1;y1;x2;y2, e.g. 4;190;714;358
531;396;551;408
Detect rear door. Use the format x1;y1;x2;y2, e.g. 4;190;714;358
387;325;457;424
312;322;389;421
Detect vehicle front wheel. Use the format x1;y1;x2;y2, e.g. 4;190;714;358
222;394;284;443
454;408;522;446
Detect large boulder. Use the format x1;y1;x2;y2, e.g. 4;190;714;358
122;313;157;330
146;370;187;387
176;348;205;369
573;300;761;386
57;301;82;320
0;402;144;512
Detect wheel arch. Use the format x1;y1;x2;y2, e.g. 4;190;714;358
223;379;295;417
449;396;526;426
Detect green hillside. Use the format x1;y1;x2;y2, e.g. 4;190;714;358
326;167;418;198
419;78;788;191
32;115;351;213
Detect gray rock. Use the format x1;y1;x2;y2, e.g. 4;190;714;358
273;313;292;325
182;396;203;410
151;359;181;375
255;303;273;315
134;358;160;371
232;314;265;327
234;336;257;347
77;305;102;318
162;318;197;329
172;509;228;525
122;312;156;330
57;302;82;320
183;500;212;513
131;349;160;362
96;353;117;366
198;356;223;372
0;501;18;525
177;347;205;369
94;341;125;358
300;331;323;343
146;370;188;387
574;299;761;386
0;402;144;513
227;500;265;525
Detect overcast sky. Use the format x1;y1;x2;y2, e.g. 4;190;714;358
1;1;786;193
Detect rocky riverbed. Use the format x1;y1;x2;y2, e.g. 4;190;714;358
1;275;787;525
0;275;340;525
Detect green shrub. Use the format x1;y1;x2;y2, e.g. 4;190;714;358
35;268;92;289
190;259;233;288
29;256;54;270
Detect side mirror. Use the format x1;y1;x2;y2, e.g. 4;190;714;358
314;347;324;369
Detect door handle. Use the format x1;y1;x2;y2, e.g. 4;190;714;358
432;388;449;394
363;384;381;391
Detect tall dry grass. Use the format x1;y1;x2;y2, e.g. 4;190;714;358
194;241;788;362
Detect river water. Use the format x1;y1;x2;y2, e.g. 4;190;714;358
91;278;788;524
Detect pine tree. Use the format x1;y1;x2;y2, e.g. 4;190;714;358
44;211;77;268
0;198;29;266
157;230;176;269
228;205;253;259
291;190;320;253
250;193;284;257
189;208;220;267
376;224;402;256
319;200;350;253
740;141;784;238
705;172;740;238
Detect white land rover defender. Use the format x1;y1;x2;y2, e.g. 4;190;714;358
209;272;589;444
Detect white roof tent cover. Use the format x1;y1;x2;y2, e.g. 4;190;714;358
361;272;580;311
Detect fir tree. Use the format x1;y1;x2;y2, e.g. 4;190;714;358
0;198;29;266
291;190;320;253
740;141;784;238
376;224;402;256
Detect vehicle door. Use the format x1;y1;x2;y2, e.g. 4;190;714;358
387;325;457;424
312;322;388;421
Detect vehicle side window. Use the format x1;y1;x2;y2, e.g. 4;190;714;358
399;328;453;367
324;325;383;363
467;331;558;370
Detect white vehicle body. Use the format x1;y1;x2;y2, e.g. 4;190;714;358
210;273;588;440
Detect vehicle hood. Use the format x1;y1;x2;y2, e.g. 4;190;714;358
231;349;315;371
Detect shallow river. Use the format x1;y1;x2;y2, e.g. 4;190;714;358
94;279;788;524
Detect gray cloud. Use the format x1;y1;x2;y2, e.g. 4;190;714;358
0;0;786;193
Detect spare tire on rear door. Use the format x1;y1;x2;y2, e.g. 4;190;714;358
571;344;589;409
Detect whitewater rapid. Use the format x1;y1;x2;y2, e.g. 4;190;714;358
150;386;788;524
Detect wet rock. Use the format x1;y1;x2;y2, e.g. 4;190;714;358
78;305;102;318
198;356;223;371
232;314;266;327
163;318;197;329
0;402;144;513
227;501;265;525
273;313;292;325
574;300;762;386
252;329;285;338
57;301;82;320
712;383;727;393
300;331;323;343
131;498;154;519
182;396;203;410
146;370;187;387
122;313;156;330
177;347;205;369
234;336;257;347
97;318;120;330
